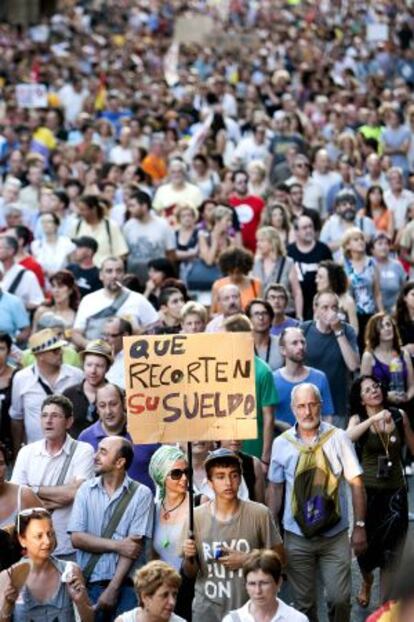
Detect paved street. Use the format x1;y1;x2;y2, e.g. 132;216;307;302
279;482;414;621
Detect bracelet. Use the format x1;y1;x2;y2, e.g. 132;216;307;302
261;459;270;466
334;329;344;338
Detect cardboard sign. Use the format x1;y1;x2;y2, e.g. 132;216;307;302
174;15;214;44
124;333;257;443
16;84;48;108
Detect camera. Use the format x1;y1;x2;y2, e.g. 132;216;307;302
377;456;392;479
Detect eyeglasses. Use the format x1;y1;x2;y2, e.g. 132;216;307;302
246;580;274;589
168;468;190;480
361;382;380;396
251;311;270;318
17;507;51;534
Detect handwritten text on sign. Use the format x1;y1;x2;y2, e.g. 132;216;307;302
124;333;257;443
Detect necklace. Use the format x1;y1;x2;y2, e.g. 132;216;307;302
161;495;186;520
160;495;186;549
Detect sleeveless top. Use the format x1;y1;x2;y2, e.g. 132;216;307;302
0;485;23;529
372;353;408;389
152;502;183;570
12;557;76;622
252;256;295;313
344;256;377;315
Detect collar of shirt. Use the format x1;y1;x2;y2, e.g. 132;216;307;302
292;420;330;444
33;362;75;386
92;472;133;494
241;598;298;622
37;433;73;457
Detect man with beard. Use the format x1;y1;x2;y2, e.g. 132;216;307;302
320;189;376;261
69;435;154;621
206;283;242;332
72;256;158;348
273;327;334;426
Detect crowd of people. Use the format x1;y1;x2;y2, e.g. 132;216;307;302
1;0;414;620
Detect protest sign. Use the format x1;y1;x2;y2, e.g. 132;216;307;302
174;15;214;45
124;333;257;444
16;84;48;108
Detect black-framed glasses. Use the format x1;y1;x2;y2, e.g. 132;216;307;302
168;468;190;480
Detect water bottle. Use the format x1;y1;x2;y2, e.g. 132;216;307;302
389;356;405;394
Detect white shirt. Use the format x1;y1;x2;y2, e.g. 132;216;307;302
74;287;158;332
222;598;309;622
9;364;84;443
384;188;414;230
153;182;203;212
286;175;324;215
2;263;44;308
58;84;89;124
106;350;125;389
109;144;134;166
12;435;94;555
31;236;76;273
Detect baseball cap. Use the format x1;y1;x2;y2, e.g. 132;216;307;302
204;448;242;471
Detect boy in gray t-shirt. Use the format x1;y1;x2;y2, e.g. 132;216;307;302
181;448;283;622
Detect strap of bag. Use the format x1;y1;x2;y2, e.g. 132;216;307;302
276;256;286;283
104;218;113;254
56;438;78;487
8;267;26;294
33;367;54;396
88;289;130;322
83;480;139;581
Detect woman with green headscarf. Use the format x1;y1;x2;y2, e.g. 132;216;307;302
149;445;189;568
149;445;193;621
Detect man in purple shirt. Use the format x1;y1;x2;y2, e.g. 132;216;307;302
78;383;159;493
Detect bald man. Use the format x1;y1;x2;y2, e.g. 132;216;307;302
205;284;242;332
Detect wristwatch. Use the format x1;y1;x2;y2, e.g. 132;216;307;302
334;329;344;338
354;520;366;528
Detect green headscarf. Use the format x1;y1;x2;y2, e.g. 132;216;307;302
149;445;187;500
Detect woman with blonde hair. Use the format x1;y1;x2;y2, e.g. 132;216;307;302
174;204;199;282
337;131;363;172
252;226;303;319
261;203;292;245
115;560;185;622
247;160;268;198
342;227;383;351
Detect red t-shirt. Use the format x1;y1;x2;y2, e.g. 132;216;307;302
228;193;265;252
20;257;46;290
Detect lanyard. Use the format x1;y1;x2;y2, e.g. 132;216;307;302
254;339;271;364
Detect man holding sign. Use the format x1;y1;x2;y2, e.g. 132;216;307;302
181;448;284;622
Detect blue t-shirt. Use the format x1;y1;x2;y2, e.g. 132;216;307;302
0;290;29;337
273;367;334;425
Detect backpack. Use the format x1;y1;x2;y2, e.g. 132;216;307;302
283;427;341;538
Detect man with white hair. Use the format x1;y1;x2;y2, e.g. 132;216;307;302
268;382;367;622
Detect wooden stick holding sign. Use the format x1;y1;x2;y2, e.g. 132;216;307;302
123;333;257;536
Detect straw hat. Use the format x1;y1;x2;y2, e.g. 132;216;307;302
29;329;66;355
80;340;113;365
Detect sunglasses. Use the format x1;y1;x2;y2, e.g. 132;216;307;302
17;507;51;533
168;468;190;480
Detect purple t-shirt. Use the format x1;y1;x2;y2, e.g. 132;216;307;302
78;420;159;494
270;317;300;336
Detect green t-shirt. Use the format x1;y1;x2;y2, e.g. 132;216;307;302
242;355;278;459
21;346;82;368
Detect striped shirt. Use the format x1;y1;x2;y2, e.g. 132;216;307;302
67;474;154;582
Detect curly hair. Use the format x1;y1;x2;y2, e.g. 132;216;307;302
218;247;254;276
133;561;181;600
318;260;349;296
